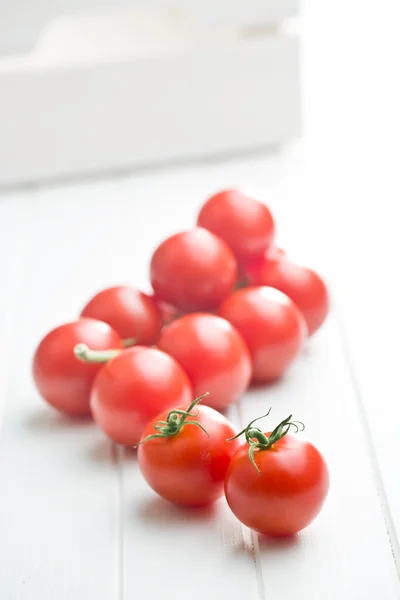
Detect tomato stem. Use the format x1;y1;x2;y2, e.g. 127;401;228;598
136;393;210;447
74;343;122;364
121;337;138;348
228;411;305;474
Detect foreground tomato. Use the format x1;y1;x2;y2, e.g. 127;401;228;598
32;319;122;416
150;228;237;312
138;395;239;506
158;313;251;411
225;413;329;536
75;345;193;446
197;189;275;263
80;286;162;345
218;287;306;381
245;256;329;336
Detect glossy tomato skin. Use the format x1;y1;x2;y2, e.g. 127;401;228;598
81;286;162;345
32;319;122;416
197;189;275;263
90;347;193;446
138;406;239;506
225;434;329;536
218;287;306;382
158;313;251;411
150;228;237;312
245;257;329;336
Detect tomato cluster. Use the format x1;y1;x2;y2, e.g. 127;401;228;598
32;188;329;536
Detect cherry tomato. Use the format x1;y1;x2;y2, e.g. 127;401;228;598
158;313;251;411
197;189;275;263
264;246;286;261
87;346;193;446
138;396;239;506
245;256;329;336
80;286;162;345
32;319;122;416
150;228;237;312
218;287;306;381
225;414;329;536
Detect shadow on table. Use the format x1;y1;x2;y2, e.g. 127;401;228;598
257;533;300;553
136;496;216;527
23;407;92;433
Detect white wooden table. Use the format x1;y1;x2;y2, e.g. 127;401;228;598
1;0;400;597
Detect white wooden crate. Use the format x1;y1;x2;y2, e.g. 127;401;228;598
0;21;300;187
0;7;301;187
0;0;297;55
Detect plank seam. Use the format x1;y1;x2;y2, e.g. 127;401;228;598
335;310;400;586
235;398;266;600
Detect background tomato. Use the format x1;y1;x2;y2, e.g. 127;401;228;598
218;286;306;381
32;319;121;416
138;398;239;506
225;416;329;536
197;189;275;263
81;286;162;345
89;346;193;446
158;313;251;411
245;256;329;336
150;228;237;312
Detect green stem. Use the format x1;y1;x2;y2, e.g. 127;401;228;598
136;393;210;447
228;411;305;474
74;343;122;364
121;337;138;348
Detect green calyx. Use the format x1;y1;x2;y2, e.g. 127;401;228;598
228;410;304;475
136;393;210;447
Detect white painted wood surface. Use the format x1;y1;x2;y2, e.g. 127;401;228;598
2;0;400;596
1;147;400;598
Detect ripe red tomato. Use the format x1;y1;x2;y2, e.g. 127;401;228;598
218;286;306;381
88;346;193;446
158;313;251;411
197;189;275;263
32;319;122;416
80;286;162;345
225;414;329;536
138;396;239;506
150;228;237;312
245;256;329;336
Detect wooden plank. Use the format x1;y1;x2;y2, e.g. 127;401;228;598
106;156;400;598
0;190;121;600
1;141;400;597
301;0;400;561
241;322;400;598
121;407;260;600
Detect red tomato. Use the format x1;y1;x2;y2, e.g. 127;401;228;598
245;256;329;336
138;396;239;506
265;246;286;261
150;228;237;312
89;346;193;446
32;319;122;416
218;287;306;381
80;286;162;345
225;414;329;536
197;189;275;263
158;313;251;411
